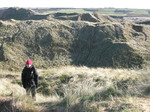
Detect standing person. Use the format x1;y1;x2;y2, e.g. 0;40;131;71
21;59;39;100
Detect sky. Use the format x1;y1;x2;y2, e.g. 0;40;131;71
0;0;149;9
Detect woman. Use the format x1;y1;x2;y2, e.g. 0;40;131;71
21;59;39;100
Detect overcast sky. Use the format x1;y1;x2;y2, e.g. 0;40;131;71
0;0;149;9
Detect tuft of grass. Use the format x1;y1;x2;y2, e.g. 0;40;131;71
61;79;103;112
37;79;51;96
16;96;37;112
59;74;73;84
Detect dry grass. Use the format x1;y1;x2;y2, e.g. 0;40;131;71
39;66;150;111
0;69;61;112
41;65;139;79
0;66;149;112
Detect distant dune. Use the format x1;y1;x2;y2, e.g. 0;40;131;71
0;7;149;70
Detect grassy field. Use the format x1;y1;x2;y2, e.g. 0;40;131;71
34;8;150;17
0;66;150;112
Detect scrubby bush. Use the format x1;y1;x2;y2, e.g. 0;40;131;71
37;79;52;95
59;74;73;84
144;86;150;95
98;87;122;100
11;79;22;86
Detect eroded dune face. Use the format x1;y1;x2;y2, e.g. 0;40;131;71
0;7;35;20
0;8;149;69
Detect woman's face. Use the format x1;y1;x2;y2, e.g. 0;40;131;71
26;64;32;68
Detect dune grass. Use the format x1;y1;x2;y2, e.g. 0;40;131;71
0;66;150;111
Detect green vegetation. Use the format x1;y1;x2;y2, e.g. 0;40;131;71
59;74;73;84
43;8;90;14
1;7;35;20
34;8;150;17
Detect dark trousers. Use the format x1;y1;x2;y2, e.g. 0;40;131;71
26;87;36;99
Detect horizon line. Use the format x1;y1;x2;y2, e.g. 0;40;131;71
0;7;150;10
